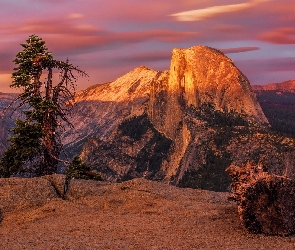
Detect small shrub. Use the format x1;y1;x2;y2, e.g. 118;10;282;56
66;156;102;181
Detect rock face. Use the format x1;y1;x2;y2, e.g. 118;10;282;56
2;176;295;249
70;46;295;190
146;46;269;185
226;163;295;236
161;46;268;133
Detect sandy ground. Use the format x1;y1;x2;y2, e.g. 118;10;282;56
0;176;295;250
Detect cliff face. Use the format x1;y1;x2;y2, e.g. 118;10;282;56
163;46;268;132
75;46;295;191
145;46;270;183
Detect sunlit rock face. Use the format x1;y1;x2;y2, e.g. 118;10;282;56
164;46;268;134
63;66;168;158
67;46;295;191
146;46;270;184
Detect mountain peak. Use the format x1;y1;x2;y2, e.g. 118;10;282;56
132;65;151;71
75;66;161;103
165;45;268;127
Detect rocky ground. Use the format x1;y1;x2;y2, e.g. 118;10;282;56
0;175;295;249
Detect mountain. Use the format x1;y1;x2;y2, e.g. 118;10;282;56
0;92;18;156
252;80;295;92
64;46;295;191
252;81;295;137
1;46;295;192
62;66;168;158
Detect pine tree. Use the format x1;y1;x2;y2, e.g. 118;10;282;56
0;35;87;177
66;156;102;181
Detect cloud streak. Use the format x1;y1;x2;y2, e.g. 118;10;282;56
2;17;200;54
0;0;294;90
220;46;260;54
170;0;271;21
120;51;171;64
259;27;295;44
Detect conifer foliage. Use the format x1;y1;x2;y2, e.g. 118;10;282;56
0;35;87;177
66;156;102;181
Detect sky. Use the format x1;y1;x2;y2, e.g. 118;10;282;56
0;0;295;93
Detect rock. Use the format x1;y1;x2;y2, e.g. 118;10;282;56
43;174;109;200
0;209;3;224
63;66;167;157
162;46;268;138
0;177;59;212
226;163;295;236
66;46;295;191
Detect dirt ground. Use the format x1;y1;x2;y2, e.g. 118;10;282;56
0;176;295;249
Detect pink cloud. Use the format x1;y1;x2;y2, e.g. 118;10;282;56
214;24;244;33
119;51;172;64
3;17;200;55
0;53;15;73
117;30;199;44
1;0;295;91
235;57;295;74
85;0;198;23
67;13;84;19
9;18;107;36
259;27;295;44
2;15;199;50
170;0;271;21
220;47;260;54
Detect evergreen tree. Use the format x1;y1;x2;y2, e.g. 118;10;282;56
0;35;87;177
66;156;102;181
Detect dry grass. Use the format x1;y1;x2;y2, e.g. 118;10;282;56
0;175;295;249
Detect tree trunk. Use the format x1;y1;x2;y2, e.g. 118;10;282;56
41;114;59;175
226;163;295;236
41;68;59;175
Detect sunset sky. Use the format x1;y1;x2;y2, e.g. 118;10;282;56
0;0;295;93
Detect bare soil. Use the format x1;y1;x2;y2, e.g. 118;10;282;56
0;175;295;249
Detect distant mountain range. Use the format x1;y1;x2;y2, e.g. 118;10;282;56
1;46;295;192
0;92;17;158
252;80;295;92
252;81;295;137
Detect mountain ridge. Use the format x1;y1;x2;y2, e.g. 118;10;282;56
252;80;295;92
1;46;295;191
